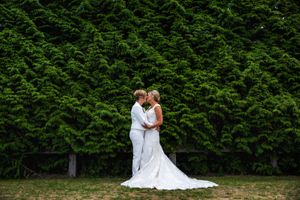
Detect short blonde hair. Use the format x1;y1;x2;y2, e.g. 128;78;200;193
133;89;147;100
149;90;160;102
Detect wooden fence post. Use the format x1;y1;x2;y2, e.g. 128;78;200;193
68;153;77;177
271;154;278;169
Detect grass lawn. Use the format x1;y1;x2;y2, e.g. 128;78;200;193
0;176;299;200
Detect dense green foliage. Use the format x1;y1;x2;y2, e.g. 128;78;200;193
0;0;299;177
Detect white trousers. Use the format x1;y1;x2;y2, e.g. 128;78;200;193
129;129;145;176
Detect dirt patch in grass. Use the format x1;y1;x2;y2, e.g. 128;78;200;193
208;176;300;200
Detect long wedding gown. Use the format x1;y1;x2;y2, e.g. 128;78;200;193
121;104;218;190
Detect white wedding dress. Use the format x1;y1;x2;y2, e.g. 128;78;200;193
121;104;218;190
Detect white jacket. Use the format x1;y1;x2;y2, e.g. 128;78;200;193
130;102;152;130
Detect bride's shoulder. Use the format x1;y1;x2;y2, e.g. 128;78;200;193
153;104;161;109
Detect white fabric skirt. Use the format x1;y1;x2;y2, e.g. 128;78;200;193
121;130;218;190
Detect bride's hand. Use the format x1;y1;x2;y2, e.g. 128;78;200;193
143;124;150;129
155;126;160;131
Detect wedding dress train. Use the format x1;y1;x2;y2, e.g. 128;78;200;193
121;104;218;190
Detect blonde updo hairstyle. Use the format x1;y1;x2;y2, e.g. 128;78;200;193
149;90;160;102
133;89;147;101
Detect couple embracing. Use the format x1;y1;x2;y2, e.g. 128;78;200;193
121;89;218;190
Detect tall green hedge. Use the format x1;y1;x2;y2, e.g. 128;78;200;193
0;0;299;177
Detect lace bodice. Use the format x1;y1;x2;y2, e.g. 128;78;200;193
146;104;160;124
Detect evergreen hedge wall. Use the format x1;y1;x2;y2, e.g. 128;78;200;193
0;0;299;177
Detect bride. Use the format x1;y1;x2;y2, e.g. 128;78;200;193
121;90;218;190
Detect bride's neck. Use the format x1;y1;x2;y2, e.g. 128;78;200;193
149;101;157;107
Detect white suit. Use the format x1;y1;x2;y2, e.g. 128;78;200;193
130;102;152;176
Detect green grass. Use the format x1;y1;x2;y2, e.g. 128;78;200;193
0;176;299;200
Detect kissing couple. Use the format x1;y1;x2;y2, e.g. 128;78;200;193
121;89;218;190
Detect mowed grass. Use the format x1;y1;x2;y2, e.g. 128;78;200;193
0;176;299;200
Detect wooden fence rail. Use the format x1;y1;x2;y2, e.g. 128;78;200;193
22;150;279;177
